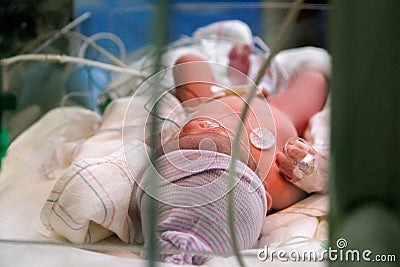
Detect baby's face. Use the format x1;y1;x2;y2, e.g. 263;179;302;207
178;117;230;139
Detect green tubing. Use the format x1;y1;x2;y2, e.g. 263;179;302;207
146;1;171;267
0;128;9;168
329;0;400;266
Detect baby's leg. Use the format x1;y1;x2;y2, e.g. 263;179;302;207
173;54;216;103
268;71;327;136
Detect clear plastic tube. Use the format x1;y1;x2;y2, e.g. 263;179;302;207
0;54;149;77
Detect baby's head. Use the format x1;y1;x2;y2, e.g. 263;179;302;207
137;148;267;265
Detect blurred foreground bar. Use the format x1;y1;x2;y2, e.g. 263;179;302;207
330;0;400;266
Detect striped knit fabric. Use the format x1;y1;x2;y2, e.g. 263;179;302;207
136;150;267;265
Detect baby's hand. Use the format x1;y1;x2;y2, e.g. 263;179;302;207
276;138;328;194
276;138;311;180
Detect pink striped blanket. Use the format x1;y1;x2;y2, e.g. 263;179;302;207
40;140;149;244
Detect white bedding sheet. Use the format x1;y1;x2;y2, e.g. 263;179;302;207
0;243;326;267
0;106;328;267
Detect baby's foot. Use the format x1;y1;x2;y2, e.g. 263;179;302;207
228;44;251;85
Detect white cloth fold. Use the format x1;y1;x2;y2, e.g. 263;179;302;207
40;140;149;244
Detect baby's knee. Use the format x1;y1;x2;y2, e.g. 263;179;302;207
174;54;206;65
301;70;328;96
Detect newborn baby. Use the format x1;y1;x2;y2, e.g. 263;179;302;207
135;48;328;264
